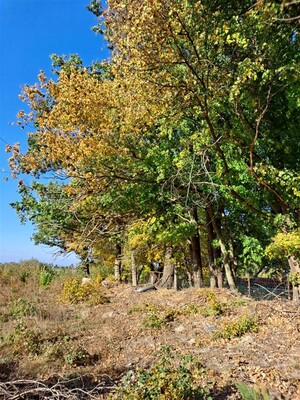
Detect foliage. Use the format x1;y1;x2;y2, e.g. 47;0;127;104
239;236;264;275
213;315;258;340
182;303;202;314
265;228;300;260
202;290;224;317
109;346;212;400
6;0;300;297
7;298;38;319
142;308;177;330
39;266;56;289
59;278;109;305
7;321;44;356
236;382;271;400
290;272;300;286
65;346;92;366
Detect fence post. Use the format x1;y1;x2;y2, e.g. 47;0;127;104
174;267;178;291
287;273;291;300
247;273;251;297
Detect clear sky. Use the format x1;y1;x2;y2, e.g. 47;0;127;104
0;0;109;266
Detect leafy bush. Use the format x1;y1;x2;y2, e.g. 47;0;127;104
109;347;212;399
213;315;258;340
142;305;177;329
59;278;109;305
202;290;224;317
39;266;56;289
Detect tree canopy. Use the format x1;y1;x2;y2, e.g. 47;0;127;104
7;0;300;299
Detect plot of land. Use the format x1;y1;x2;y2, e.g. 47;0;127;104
0;275;299;399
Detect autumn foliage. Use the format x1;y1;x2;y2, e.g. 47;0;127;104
7;0;300;299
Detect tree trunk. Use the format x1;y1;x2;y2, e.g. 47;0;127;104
220;239;236;290
161;246;175;288
131;250;138;287
114;244;122;283
288;255;300;303
217;271;223;288
191;207;203;287
206;207;223;288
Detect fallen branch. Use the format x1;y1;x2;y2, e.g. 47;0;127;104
0;374;117;400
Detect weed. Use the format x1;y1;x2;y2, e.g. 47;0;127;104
7;321;44;356
213;315;258;340
39;267;55;289
65;346;92;366
236;382;271;400
142;307;177;329
18;270;31;283
183;303;201;314
7;298;38;319
143;310;167;329
128;302;159;314
202;291;224;317
109;346;212;399
230;298;247;307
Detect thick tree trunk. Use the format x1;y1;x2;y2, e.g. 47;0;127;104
131;250;138;287
217;271;223;288
161;246;175;288
219;239;236;290
114;244;122;283
288;255;300;303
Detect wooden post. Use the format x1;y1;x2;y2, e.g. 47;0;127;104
287;273;291;300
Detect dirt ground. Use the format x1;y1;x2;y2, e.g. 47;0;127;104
0;284;299;399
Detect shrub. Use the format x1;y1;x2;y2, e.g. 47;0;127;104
213;315;258;340
59;278;109;305
39;266;55;289
109;347;212;400
202;290;224;317
142;306;177;329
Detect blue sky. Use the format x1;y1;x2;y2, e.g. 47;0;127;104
0;0;109;266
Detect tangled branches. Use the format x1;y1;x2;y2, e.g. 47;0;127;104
0;374;117;399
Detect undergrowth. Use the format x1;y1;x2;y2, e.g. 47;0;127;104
213;315;259;340
109;346;213;400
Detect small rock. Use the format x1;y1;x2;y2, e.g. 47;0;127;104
174;325;186;333
204;324;216;332
103;311;114;318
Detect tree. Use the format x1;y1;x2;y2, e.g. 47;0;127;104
7;1;300;300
